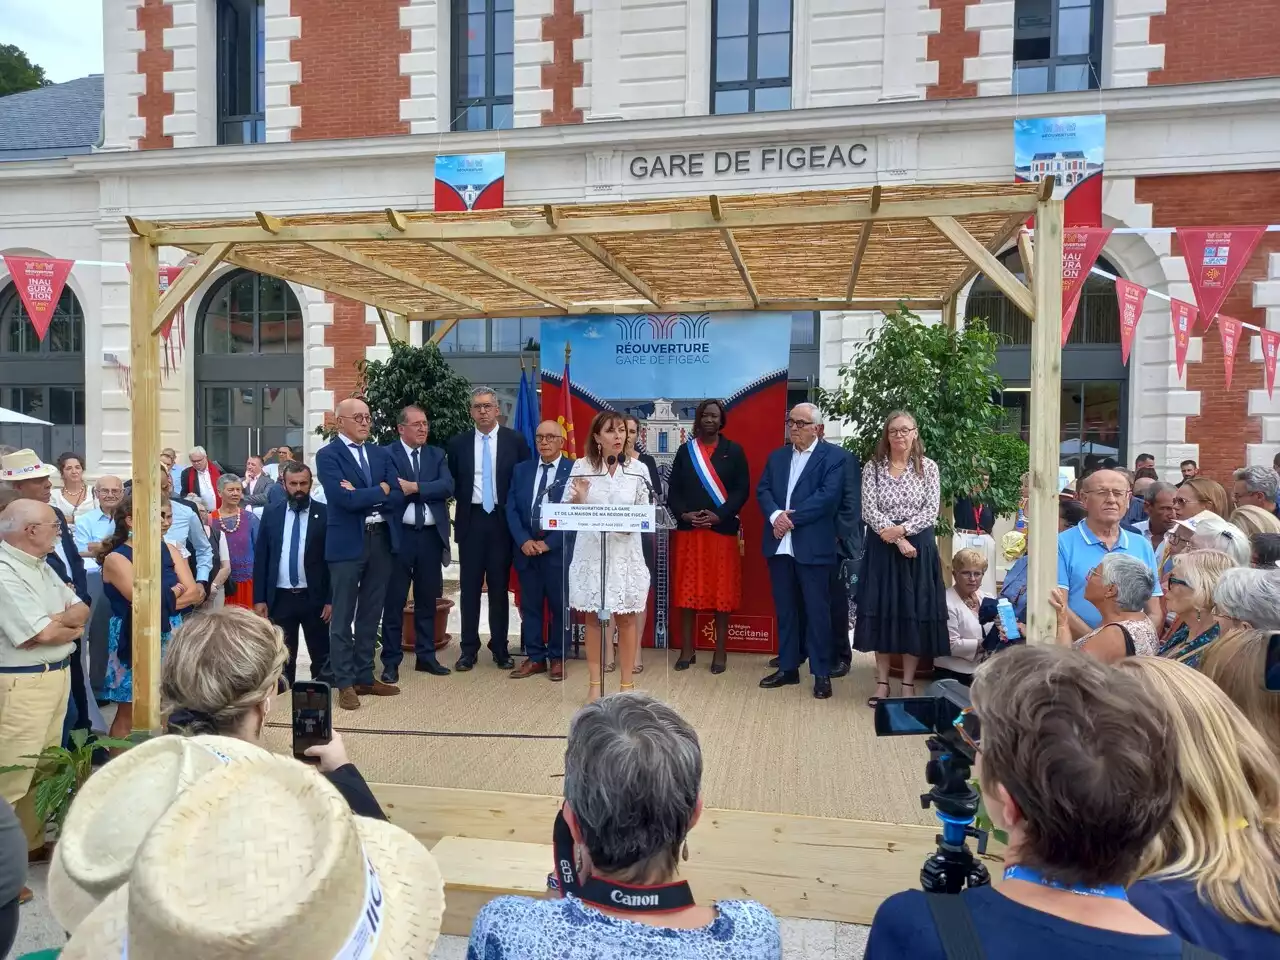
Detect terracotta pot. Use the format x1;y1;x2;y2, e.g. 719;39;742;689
401;597;455;652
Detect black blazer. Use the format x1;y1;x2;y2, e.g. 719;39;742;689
953;497;995;535
665;436;750;535
446;426;532;543
48;507;90;605
253;500;331;611
830;443;864;560
384;441;454;555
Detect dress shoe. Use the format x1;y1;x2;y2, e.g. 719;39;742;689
831;660;851;679
493;653;515;670
759;669;800;689
510;659;547;679
415;660;451;676
814;677;833;699
549;660;564;682
710;653;727;676
455;656;477;672
338;687;360;711
674;653;696;671
768;656;780;668
354;680;400;697
19;885;33;905
380;665;399;685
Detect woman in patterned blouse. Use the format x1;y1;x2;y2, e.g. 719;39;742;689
853;411;949;706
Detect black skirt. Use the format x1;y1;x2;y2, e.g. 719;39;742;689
853;527;949;658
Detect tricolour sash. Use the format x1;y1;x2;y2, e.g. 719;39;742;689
688;439;727;508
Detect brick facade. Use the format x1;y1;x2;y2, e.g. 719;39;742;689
1135;172;1280;481
290;0;411;141
136;0;174;149
323;295;375;402
540;0;585;126
926;0;979;99
1150;0;1280;86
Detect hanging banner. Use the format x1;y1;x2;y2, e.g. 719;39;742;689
1061;228;1112;345
157;265;185;340
1170;299;1197;380
1262;329;1280;399
1114;278;1147;366
1014;114;1105;228
1218;315;1244;390
434;152;505;212
2;256;74;342
1175;226;1265;331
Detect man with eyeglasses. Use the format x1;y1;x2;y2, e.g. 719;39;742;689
316;397;400;711
1056;469;1163;640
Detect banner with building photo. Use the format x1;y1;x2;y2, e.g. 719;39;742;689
1014;114;1105;228
540;312;793;654
433;152;505;211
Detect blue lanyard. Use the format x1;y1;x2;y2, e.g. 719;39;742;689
1003;865;1128;900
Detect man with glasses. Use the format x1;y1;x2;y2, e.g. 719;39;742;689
316;397;399;711
1056;469;1162;640
446;387;531;672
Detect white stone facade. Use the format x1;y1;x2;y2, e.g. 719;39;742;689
263;0;302;142
399;0;447;133
964;0;1014;97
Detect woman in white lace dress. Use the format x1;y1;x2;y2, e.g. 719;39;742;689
568;411;652;700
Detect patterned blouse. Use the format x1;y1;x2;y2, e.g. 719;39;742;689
1158;619;1220;668
862;457;941;536
468;894;782;960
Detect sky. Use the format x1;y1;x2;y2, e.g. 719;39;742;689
3;0;104;83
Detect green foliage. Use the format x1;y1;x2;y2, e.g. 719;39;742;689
818;306;1027;531
0;729;136;833
0;44;50;97
972;778;1010;848
315;340;473;449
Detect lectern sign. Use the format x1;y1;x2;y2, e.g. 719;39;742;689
542;503;656;533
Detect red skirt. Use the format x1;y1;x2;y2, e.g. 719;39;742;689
225;578;256;611
673;529;741;612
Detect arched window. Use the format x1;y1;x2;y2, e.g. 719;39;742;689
965;249;1120;345
0;283;86;459
199;270;303;355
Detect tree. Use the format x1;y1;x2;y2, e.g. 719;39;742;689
0;45;51;97
818;305;1028;533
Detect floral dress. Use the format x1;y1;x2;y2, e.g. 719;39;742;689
566;458;652;614
102;543;184;703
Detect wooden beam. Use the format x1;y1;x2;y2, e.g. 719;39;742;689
221;250;423;318
429;317;461;344
128;235;163;735
255;211;283;234
386;207;408;232
1027;199;1064;645
709;195;724;221
1038;176;1057;202
1017;228;1035;289
569;235;664;307
375;307;397;344
425;240;570;310
720;228;760;307
306;241;484;310
931;215;1036;321
150;241;231;335
125;215;154;238
845;222;874;301
943;297;958;330
408;298;947;323
942;210;1029;302
542;204;558;228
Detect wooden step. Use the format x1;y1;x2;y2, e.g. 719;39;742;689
430;835;554;936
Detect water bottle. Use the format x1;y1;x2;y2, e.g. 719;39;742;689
997;598;1021;641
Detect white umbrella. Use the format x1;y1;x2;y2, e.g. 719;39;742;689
0;405;52;426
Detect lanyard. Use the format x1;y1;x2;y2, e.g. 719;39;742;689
550;810;696;913
1003;865;1128;900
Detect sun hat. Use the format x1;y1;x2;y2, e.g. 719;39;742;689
48;734;266;933
1172;509;1219;535
61;752;445;959
0;448;56;482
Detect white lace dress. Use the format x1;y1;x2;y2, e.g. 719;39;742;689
567;458;652;614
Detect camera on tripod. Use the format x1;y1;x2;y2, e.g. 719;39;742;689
873;679;992;894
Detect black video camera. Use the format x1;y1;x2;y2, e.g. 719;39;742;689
872;679;979;762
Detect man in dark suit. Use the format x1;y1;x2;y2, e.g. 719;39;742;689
316;397;400;711
506;420;574;682
756;404;844;700
380;405;454;683
446;387;531;672
179;446;222;511
253;462;333;686
827;437;862;679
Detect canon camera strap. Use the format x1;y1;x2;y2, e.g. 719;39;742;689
549;810;696;913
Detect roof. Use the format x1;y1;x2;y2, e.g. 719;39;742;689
0;76;103;161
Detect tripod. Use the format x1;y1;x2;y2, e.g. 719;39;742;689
919;737;991;894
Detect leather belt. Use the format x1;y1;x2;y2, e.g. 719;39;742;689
0;657;71;674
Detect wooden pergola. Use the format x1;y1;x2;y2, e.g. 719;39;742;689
124;181;1064;732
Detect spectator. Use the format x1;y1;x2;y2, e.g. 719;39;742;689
179;445;221;511
1180;459;1200;484
1159;550;1236;667
937;547;991;683
58;753;443;959
1229;504;1280;539
1190;514;1251;567
160;466;212;598
867;645;1188;959
50;453;93;521
1135;452;1156;472
1232;465;1279;516
1119;657;1280;957
1200;628;1280;761
1133;480;1178;570
73;476;124;573
160;447;182;493
1252;532;1280;568
469;693;782;959
1135;466;1159;482
1051;553;1160;662
240;455;273;513
1124;476;1152;528
211;475;258;612
1212;567;1280;634
186;495;231;608
998;502;1086;627
1176;477;1230;520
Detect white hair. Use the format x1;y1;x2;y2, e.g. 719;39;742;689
1213;568;1280;630
1191;515;1252;567
1098;553;1156;613
1234;465;1280;503
188;446;207;459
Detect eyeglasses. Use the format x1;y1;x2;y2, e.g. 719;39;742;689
535;433;562;442
786;418;817;429
887;427;916;437
1172;496;1203;508
340;413;373;424
1168;576;1191;589
1165;530;1195;546
956;569;985;578
1086;488;1129;500
471;402;496;411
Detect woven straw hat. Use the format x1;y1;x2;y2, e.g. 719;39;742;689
49;734;266;933
0;447;56;481
62;751;445;959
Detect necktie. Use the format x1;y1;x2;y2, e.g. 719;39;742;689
534;462;552;529
411;448;424;530
352;443;371;485
481;433;495;513
288;507;301;587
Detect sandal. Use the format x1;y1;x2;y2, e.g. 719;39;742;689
867;681;890;708
633;663;645;674
604;660;617;673
901;682;916;695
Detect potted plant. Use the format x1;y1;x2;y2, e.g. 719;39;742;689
0;729;135;839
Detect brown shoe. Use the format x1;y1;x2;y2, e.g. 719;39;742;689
354;680;400;697
338;687;360;711
549;660;564;682
18;885;33;905
509;659;547;679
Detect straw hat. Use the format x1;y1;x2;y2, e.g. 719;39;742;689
49;734;266;933
0;447;56;482
62;752;445;959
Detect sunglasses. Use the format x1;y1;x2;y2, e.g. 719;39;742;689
1168;576;1191;589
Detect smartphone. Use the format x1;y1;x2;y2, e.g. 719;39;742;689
292;681;332;763
874;697;939;737
1266;632;1280;692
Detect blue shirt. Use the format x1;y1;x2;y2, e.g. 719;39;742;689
165;498;213;582
1057;520;1162;629
867;884;1185;960
74;507;115;572
1130;877;1278;959
1000;554;1029;622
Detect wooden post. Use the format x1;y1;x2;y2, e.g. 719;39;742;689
942;296;958;331
1027;199;1064;644
129;235;164;734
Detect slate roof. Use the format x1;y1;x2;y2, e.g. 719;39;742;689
0;75;104;161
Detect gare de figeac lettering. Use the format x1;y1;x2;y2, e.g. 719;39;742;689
627;143;869;180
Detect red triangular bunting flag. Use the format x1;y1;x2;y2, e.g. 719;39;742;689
1217;315;1244;390
157;265;186;341
3;256;74;342
1114;278;1147;366
1261;328;1280;399
1170;299;1197;380
1061;228;1112;345
1176;226;1265;331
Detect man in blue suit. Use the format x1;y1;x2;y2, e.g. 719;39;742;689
756;404;844;700
316;397;400;711
380;405;454;683
827;435;863;679
506;420;574;682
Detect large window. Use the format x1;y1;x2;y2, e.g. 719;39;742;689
200;271;303;355
452;0;514;131
0;284;86;459
997;381;1123;477
711;0;792;115
966;250;1120;347
217;0;266;144
1013;0;1102;94
428;318;539;353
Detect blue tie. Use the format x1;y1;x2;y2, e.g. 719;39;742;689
288;507;301;587
352;443;371;484
481;433;494;513
411;448;424;529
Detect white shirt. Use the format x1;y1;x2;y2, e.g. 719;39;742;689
770;439;817;557
195;469;216;511
276;503;310;590
264;463;280;481
472;427;499;505
531;457;562;519
399;440;436;526
341;435;384;525
0;540;80;666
